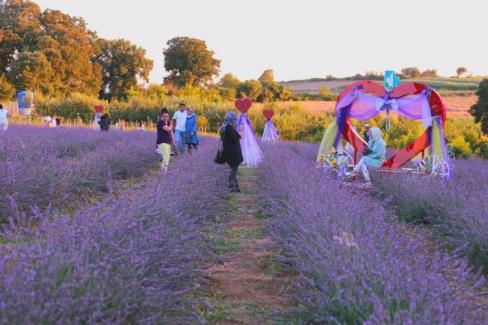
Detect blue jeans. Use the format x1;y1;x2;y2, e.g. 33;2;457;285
175;129;185;155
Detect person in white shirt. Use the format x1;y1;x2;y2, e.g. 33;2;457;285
0;104;8;131
172;103;187;155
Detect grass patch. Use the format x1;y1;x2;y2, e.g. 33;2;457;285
244;300;272;318
235;229;265;240
203;302;236;323
228;195;239;214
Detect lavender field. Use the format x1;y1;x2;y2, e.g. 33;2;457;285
0;126;487;324
258;144;487;323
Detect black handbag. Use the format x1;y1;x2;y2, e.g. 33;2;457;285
214;141;225;164
363;146;372;155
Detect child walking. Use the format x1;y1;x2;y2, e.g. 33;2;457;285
157;108;174;173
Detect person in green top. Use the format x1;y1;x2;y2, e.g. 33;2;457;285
351;127;386;184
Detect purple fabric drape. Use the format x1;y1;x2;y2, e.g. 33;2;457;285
335;88;433;128
237;113;263;166
262;119;279;143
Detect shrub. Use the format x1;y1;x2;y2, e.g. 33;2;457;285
451;135;472;158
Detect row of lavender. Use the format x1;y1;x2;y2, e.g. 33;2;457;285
374;159;488;272
0;126;156;223
286;141;488;274
0;137;228;323
258;143;486;323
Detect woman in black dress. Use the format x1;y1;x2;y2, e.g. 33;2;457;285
220;111;243;192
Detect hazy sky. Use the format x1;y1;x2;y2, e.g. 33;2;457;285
36;0;488;83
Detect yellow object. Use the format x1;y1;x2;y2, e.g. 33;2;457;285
431;117;443;159
317;120;339;164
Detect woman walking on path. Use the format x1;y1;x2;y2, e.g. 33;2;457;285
157;109;174;173
350;127;386;185
0;104;8;131
220;111;244;192
184;108;199;153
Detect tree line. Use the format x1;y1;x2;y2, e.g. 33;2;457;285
1;0;487;136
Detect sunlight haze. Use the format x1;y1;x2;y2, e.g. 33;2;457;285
36;0;488;83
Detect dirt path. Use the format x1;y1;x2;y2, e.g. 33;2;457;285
204;167;293;324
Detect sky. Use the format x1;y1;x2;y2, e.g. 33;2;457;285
36;0;488;83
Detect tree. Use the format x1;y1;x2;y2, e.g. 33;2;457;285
0;2;103;96
40;9;102;96
163;37;220;87
470;78;488;135
259;81;285;102
401;67;421;79
420;69;438;78
97;39;153;101
456;67;467;77
218;73;240;100
219;73;240;89
8;51;55;94
0;74;15;101
258;69;274;84
0;0;43;73
236;80;262;101
1;1;152;98
279;87;294;101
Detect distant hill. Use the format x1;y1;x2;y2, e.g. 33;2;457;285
280;77;483;95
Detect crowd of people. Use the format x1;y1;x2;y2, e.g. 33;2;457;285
43;115;62;128
0;100;386;193
155;103;200;173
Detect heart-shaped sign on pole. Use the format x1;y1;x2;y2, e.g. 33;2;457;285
263;109;274;120
235;98;252;114
94;104;104;113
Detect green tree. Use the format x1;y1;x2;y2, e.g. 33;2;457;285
470;78;488;134
217;73;240;100
40;9;102;96
0;2;103;96
456;67;467;77
258;69;274;84
0;74;15;100
144;84;169;101
97;39;153;101
0;0;43;73
401;67;421;79
163;36;220;87
236;80;262;101
279;86;294;101
8;51;55;94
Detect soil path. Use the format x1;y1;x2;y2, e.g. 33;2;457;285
204;167;293;324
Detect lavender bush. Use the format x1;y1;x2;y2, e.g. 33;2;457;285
258;143;486;324
0;126;156;222
0;138;227;324
374;158;488;272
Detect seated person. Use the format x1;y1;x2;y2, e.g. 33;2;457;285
350;127;386;185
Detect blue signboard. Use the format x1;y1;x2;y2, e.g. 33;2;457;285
17;90;33;115
384;70;400;90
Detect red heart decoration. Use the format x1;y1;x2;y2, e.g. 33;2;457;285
338;80;447;168
263;108;274;120
94;104;104;113
235;98;252;114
